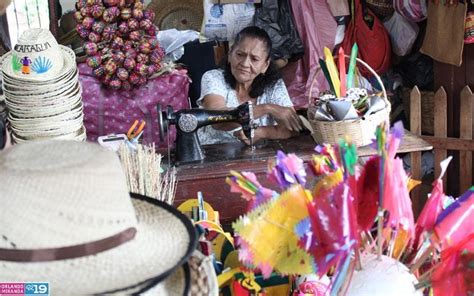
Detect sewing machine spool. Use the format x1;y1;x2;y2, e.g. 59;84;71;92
157;102;254;165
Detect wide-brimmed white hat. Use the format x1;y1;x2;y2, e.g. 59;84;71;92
0;141;197;295
1;28;75;81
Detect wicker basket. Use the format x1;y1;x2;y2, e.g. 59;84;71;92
366;0;395;20
307;56;391;147
147;0;203;32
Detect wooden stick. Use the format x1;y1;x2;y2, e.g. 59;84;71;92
417;263;438;284
414;280;432;290
410;245;434;273
388;229;396;258
365;230;376;252
355;248;362;271
377;210;384;259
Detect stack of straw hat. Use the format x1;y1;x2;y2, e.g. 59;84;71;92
0;28;86;143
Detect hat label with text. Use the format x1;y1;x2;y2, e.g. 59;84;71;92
0;283;49;296
14;42;52;53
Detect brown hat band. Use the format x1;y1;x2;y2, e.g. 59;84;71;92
0;227;137;262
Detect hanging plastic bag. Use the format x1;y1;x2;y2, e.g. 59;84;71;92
393;0;427;22
200;0;255;42
342;0;392;76
383;12;419;56
157;29;200;61
253;0;304;62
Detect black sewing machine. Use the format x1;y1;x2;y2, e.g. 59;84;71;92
157;102;255;164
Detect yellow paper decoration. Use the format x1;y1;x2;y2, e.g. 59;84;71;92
233;185;314;275
392;228;410;260
407;177;422;192
312;168;344;197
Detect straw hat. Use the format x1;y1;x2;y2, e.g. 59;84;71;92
0;141;197;295
1;29;75;81
147;0;203;31
115;264;191;295
1;29;85;143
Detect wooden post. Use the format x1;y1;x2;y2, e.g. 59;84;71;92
410;86;423;215
459;86;473;193
434;87;448;187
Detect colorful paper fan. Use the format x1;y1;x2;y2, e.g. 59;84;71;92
305;182;358;277
233;185;315;278
413;157;453;250
431;233;474;296
311;168;343;197
382;156;415;240
377;122;415;246
309;144;338;176
267;151;307;189
226;121;474;296
433;188;474;248
356;156;379;231
226;170;276;209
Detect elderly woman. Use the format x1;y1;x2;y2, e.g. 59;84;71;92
197;26;302;145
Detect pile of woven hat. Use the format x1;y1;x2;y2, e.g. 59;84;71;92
1;28;86;143
75;0;165;90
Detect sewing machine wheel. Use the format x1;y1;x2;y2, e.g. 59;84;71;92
157;104;169;142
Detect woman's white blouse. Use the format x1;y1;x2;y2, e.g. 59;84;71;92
197;69;293;145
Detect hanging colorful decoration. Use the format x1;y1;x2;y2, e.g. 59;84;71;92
226;121;474;296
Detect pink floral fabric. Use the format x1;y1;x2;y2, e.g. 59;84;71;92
79;63;190;148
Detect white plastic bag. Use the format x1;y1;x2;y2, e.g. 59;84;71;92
383;12;419;56
200;0;255;42
157;29;200;61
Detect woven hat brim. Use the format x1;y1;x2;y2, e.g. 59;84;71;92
1;45;76;82
0;194;197;295
106;263;192;296
107;262;191;296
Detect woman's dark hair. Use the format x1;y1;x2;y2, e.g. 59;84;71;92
222;26;281;99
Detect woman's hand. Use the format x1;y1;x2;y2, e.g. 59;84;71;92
233;125;297;145
266;105;302;132
233;128;264;146
234;129;253;146
234;129;251;145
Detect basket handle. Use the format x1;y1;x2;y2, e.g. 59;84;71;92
308;54;389;112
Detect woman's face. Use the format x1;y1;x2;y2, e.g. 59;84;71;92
228;37;270;85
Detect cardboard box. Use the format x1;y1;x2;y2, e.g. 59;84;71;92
211;0;261;4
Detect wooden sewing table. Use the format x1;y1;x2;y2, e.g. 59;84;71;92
173;132;432;225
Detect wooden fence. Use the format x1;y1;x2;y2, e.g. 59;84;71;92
409;85;474;201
